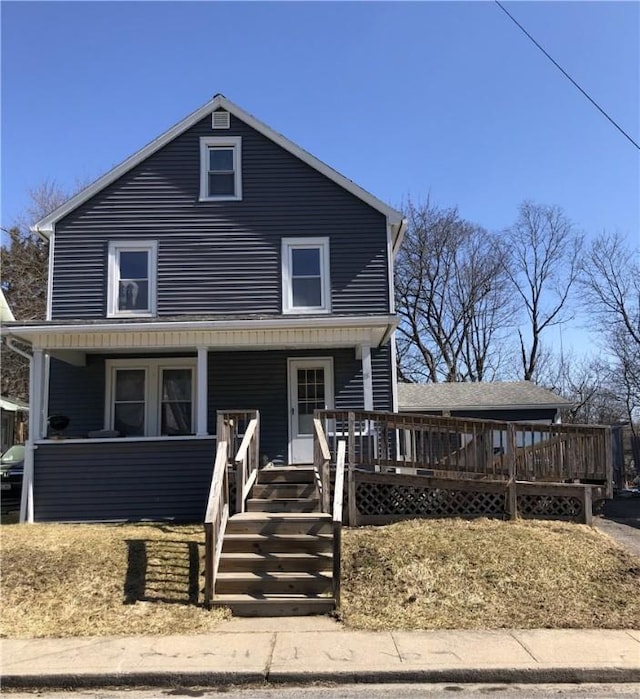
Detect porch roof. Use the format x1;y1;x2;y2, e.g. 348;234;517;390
3;314;397;356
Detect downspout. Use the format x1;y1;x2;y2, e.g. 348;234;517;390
5;337;35;523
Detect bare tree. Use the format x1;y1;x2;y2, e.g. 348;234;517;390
580;232;640;459
503;201;583;381
395;198;514;383
1;181;69;399
553;353;626;424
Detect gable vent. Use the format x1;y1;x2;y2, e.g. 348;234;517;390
212;110;230;129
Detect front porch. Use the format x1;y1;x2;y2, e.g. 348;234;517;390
9;316;395;523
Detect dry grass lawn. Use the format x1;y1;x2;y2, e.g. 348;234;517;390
340;518;640;630
1;522;229;638
3;518;639;638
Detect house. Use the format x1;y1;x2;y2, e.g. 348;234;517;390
4;95;406;523
398;381;572;423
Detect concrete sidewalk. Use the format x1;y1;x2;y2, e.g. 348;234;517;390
2;617;640;689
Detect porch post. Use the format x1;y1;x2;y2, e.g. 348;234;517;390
196;347;208;437
360;343;373;411
20;349;44;523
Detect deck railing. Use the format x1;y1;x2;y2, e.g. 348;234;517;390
204;410;261;606
313;417;332;513
314;409;612;492
332;440;346;607
203;441;230;607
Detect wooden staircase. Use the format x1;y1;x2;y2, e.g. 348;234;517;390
212;465;336;616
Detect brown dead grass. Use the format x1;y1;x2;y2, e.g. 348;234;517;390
3;518;639;638
340;518;640;630
1;522;229;638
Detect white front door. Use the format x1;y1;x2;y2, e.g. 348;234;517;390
288;358;334;464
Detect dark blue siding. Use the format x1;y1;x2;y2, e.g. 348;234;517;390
48;356;105;437
33;439;215;522
51;112;389;319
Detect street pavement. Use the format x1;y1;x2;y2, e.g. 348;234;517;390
2;620;639;690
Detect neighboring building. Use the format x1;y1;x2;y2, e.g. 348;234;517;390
397;381;573;459
0;397;28;453
1;290;28;452
398;381;572;423
4;95;405;522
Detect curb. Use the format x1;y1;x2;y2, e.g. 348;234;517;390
3;666;640;689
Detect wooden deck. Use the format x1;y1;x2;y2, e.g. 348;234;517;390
313;410;612;526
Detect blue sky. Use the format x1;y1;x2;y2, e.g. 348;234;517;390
1;0;639;356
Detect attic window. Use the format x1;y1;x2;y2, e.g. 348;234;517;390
212;111;230;129
199;136;242;201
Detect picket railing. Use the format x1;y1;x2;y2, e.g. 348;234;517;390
203;441;230;607
332;440;346;607
314;409;612;492
204;410;260;606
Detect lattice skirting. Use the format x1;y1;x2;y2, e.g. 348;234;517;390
356;482;506;519
352;474;591;524
517;494;584;520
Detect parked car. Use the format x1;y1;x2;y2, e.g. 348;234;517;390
1;445;24;511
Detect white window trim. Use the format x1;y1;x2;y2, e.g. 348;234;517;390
199;136;242;201
105;358;197;437
282;237;331;314
107;240;158;318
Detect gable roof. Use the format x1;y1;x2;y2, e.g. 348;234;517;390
32;94;406;246
398;381;572;412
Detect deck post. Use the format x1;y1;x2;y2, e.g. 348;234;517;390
347;411;357;526
506;422;518;520
604;427;613;499
582;486;593;526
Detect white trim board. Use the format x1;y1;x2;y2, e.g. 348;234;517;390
31;94;405;242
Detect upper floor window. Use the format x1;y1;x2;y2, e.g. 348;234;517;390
199;136;242;201
107;241;158;318
282;237;331;314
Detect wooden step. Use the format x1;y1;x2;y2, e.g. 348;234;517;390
258;466;315;484
246;497;320;513
215;571;332;595
225;512;332;536
211;594;335;617
252;483;317;499
218;552;332;573
222;533;333;554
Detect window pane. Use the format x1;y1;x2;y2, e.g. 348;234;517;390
291;248;320;276
209;148;234;171
298;412;314;435
115;369;145;401
292;278;321;307
114;403;145;436
162;369;192;401
209;173;235;196
161;403;192;435
119;280;148;311
120;251;148;280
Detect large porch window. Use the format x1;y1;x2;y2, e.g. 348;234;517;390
106;358;196;437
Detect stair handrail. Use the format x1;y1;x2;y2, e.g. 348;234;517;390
332;439;346;607
204;440;230;608
313;416;332;512
234;415;260;514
